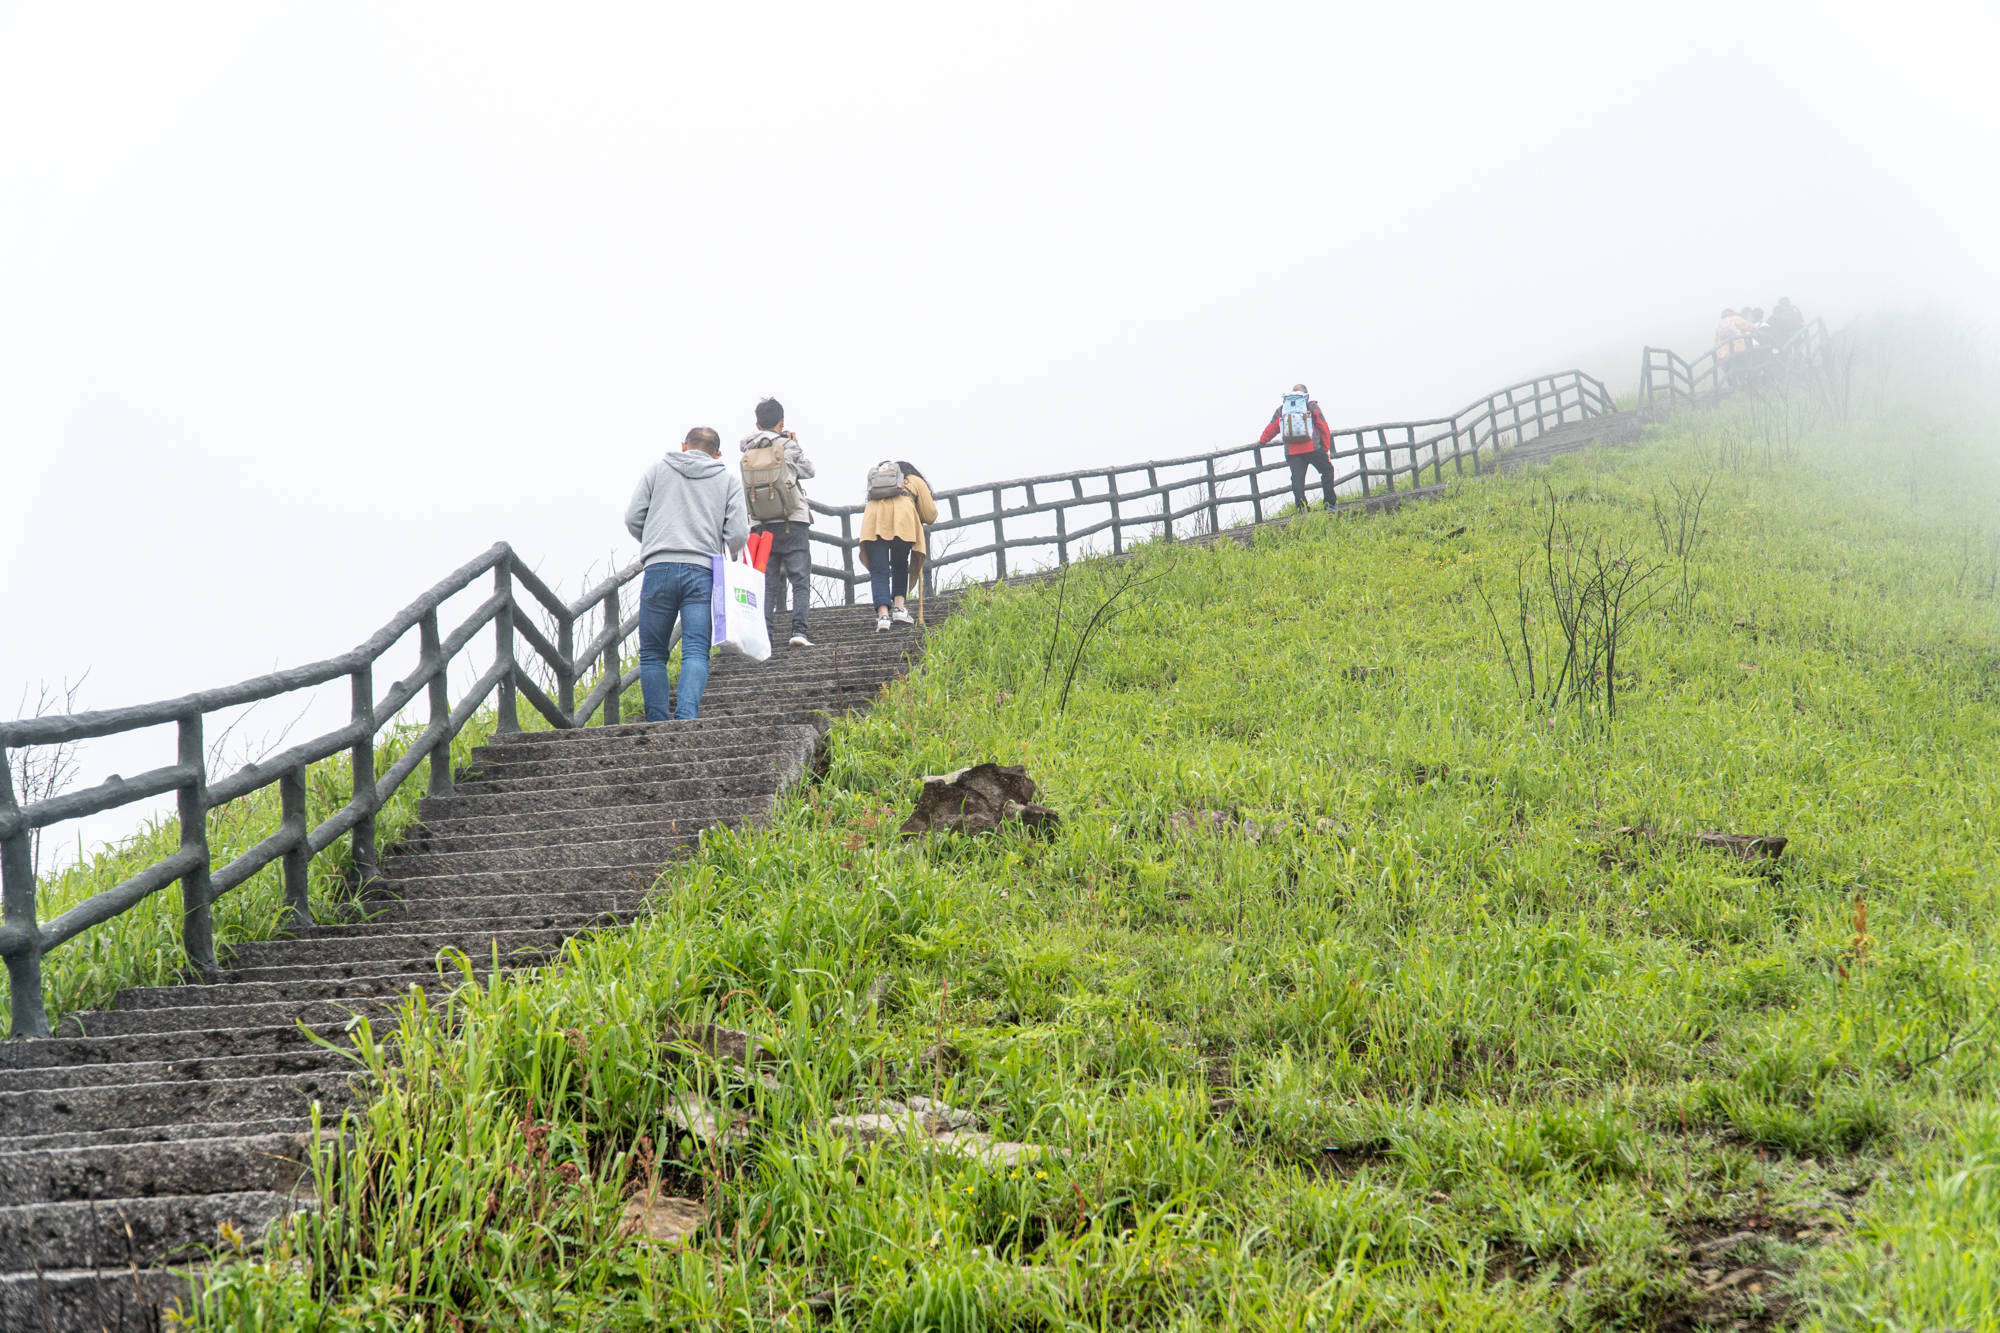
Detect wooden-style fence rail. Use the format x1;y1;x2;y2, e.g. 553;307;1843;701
803;369;1616;599
2;361;1628;1038
1640;318;1829;410
0;544;657;1038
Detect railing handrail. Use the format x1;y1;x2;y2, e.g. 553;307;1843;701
803;370;1614;517
0;545;510;749
1640;319;1829;410
800;367;1617;598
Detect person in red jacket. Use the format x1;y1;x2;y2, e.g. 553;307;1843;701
1258;384;1337;510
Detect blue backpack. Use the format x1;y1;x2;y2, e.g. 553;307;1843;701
1279;391;1314;445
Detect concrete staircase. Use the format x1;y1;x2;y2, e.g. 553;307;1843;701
0;602;942;1332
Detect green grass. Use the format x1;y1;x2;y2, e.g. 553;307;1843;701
180;386;2000;1330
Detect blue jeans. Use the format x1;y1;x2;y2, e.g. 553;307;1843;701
863;538;912;610
638;561;713;721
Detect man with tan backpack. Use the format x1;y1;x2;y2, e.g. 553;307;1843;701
739;397;817;648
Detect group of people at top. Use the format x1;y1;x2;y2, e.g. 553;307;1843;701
1714;297;1806;382
622;397;937;722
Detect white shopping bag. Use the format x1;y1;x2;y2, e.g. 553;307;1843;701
710;554;772;662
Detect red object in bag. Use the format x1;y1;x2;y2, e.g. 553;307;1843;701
746;530;773;572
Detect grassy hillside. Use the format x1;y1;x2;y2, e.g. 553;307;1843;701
192;397;2000;1330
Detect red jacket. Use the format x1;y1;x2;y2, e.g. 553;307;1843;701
1259;399;1333;457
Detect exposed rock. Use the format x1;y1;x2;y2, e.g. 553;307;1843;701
621;1194;707;1246
822;1096;1054;1166
899;763;1060;838
1694;831;1787;860
931;1131;1051;1167
661;1021;782;1091
665;1092;749;1150
904;1095;980;1132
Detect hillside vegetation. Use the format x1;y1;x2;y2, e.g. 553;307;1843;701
192;387;2000;1330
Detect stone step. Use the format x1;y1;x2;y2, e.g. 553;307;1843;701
407;796;767;846
343;886;650;924
0;1131;311;1206
0;1265;197;1333
0;1024;358;1072
219;923;579;971
0;1117;313;1157
379;863;669;899
0;1048;348;1095
112;968;483;1012
442;755;812;806
56;998;398;1039
289;902;636;940
414;792;772;836
443;751;776;798
385;832;698;879
417;772;779;821
461;737;795;783
0;1070;353;1138
0;1189;300;1270
477;709;833;748
467;722;815;767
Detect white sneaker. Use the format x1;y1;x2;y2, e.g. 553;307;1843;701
789;633;814;648
875;613;891;632
891;607;915;625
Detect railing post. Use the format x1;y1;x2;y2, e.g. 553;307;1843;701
177;712;217;977
1381;430;1395;494
350;666;379;889
1;745;49;1038
1109;472;1124;555
1204;458;1220;535
556;611;575;723
1147;468;1163;539
602;584;623;727
1249;449;1265;524
840;512;856;606
1055;498;1069;568
494;562;519;733
280;766;311;933
991;487;1007;581
422;610;453;795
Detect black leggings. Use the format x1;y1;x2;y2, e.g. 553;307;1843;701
1288;450;1335;508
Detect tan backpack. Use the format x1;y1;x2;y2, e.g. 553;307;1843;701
741;438;802;521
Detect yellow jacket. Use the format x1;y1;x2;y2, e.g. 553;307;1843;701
859;473;939;558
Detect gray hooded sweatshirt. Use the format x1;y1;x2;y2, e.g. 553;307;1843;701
625;449;749;569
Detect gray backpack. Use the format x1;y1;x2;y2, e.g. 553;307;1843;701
866;460;908;501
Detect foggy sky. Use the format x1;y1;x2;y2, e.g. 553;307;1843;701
4;1;1997;856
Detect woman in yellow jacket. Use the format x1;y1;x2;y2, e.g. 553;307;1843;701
858;461;938;630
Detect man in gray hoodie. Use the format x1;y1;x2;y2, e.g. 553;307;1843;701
624;426;749;721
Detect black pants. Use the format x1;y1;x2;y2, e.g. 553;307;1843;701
758;521;811;637
1288;449;1335;509
862;538;913;609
